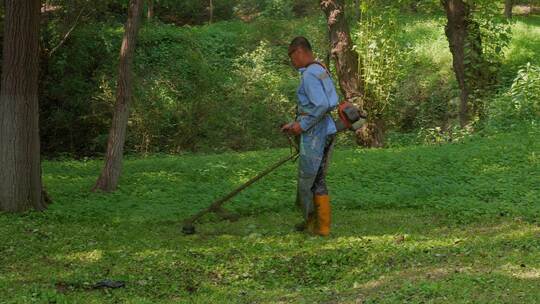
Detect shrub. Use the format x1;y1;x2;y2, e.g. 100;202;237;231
487;63;540;129
40;17;328;157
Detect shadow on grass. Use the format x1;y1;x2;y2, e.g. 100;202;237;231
2;207;540;303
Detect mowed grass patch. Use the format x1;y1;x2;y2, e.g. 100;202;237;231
0;128;538;303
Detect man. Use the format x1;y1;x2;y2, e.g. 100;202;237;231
282;36;338;236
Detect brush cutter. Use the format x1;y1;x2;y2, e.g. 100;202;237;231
181;135;299;235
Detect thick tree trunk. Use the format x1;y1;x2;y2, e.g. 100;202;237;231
147;0;154;20
0;0;47;212
320;0;364;102
356;118;384;148
505;0;513;19
442;0;473;127
320;0;383;147
93;0;143;192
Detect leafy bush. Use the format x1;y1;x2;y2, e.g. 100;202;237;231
487;63;540;129
353;2;410;129
36;9;540;157
40;23;121;156
40;17;329;157
261;0;294;19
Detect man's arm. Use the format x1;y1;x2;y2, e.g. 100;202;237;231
299;71;331;132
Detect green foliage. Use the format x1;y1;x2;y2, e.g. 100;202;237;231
473;6;512;66
44;0;312;26
502;16;540;82
40;17;329;156
353;2;410;121
456;1;512;121
389;16;456;132
41;24;121;156
1;129;539;302
465;0;513;86
349;0;442;14
233;0;316;20
261;0;294;19
37;8;540;156
130;21;294;152
487;63;540;129
156;0;238;24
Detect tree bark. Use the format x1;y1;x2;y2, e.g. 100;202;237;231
93;0;144;192
442;0;483;128
209;0;213;24
320;0;384;147
147;0;154;20
0;0;47;212
355;117;384;148
320;0;364;102
504;0;513;19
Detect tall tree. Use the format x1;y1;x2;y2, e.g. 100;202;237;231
442;0;487;127
209;0;214;24
320;0;384;147
0;0;46;212
147;0;154;20
320;0;364;101
93;0;144;192
505;0;513;19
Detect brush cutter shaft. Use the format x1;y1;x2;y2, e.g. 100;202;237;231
183;152;298;226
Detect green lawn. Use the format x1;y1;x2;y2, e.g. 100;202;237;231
1;128;538;303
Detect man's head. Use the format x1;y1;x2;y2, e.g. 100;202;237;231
288;36;314;69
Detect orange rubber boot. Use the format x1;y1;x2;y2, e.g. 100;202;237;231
313;195;331;236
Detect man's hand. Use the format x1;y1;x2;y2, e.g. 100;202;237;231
281;122;303;136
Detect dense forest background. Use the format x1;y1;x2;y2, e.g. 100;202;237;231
1;0;538;157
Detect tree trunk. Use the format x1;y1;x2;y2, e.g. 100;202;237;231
147;0;154;20
0;0;47;212
442;0;473;127
356;118;384;148
209;0;213;24
504;0;513;19
320;0;364;102
320;0;383;147
93;0;143;192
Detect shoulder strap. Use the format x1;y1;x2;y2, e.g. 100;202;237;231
306;61;331;77
303;61;338;114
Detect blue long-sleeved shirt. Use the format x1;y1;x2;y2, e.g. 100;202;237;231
296;63;338;136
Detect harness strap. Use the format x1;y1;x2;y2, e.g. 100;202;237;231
307;61;331;76
296;61;336;127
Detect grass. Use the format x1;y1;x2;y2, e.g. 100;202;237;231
1;127;538;303
2;11;540;304
504;15;540;80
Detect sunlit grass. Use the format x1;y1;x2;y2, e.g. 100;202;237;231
502;16;540;82
1;127;538;303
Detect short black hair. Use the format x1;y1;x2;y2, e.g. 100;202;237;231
289;36;312;52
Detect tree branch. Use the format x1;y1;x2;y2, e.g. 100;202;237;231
48;9;84;57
